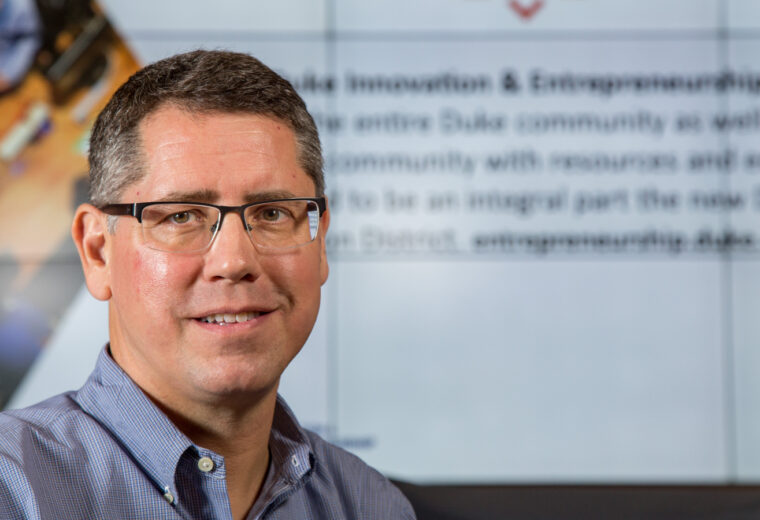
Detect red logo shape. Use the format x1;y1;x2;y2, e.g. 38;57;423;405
509;0;544;20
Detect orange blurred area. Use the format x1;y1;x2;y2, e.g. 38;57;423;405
0;35;139;291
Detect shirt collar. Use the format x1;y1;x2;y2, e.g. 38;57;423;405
269;396;314;484
249;397;315;517
73;347;193;495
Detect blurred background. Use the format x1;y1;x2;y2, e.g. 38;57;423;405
3;0;760;515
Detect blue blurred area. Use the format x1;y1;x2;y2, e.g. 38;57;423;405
0;298;50;408
0;300;48;370
0;0;42;92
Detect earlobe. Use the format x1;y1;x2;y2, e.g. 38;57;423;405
72;203;113;301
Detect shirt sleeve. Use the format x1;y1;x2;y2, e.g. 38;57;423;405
368;476;417;520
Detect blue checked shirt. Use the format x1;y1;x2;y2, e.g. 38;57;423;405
0;348;416;519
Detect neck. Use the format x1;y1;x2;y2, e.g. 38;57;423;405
108;341;280;519
152;388;278;520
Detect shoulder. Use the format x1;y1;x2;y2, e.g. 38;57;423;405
304;430;417;519
0;393;82;446
0;392;103;473
0;393;88;519
0;392;98;443
0;392;120;476
0;391;129;475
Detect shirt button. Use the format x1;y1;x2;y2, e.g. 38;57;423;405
198;457;215;473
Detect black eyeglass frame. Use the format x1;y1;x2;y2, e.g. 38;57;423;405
98;197;327;223
98;197;327;251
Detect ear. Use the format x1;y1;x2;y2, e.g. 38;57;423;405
71;203;113;301
319;197;330;285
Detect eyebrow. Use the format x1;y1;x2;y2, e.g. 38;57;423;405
158;189;217;203
156;189;301;204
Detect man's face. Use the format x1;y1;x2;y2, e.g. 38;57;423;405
101;106;328;406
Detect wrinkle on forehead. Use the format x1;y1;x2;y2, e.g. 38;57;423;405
140;107;290;159
150;128;280;161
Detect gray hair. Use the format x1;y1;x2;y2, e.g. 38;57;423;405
88;49;324;209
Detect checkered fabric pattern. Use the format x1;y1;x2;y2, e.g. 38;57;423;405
0;348;416;519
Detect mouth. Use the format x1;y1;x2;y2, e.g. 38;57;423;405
195;311;266;326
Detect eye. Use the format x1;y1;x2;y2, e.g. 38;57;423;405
246;203;298;229
162;209;206;226
260;207;286;222
170;211;192;224
253;204;294;224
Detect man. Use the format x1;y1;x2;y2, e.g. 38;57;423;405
0;50;416;519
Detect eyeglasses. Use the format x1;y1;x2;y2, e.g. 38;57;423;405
99;197;326;253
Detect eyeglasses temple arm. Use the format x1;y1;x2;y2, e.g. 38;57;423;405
99;203;139;217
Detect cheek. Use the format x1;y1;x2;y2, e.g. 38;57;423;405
136;254;171;300
114;247;193;313
265;252;324;323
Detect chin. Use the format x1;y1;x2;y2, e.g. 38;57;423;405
194;362;280;399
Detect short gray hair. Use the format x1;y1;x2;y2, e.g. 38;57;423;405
88;50;324;208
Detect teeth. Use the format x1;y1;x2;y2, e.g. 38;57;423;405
200;312;260;324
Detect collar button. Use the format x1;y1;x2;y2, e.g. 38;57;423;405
198;456;215;473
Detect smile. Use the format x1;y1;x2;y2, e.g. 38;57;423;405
197;312;262;325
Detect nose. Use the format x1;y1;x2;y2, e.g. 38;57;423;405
202;212;260;283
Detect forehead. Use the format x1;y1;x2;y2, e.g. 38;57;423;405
130;106;313;201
